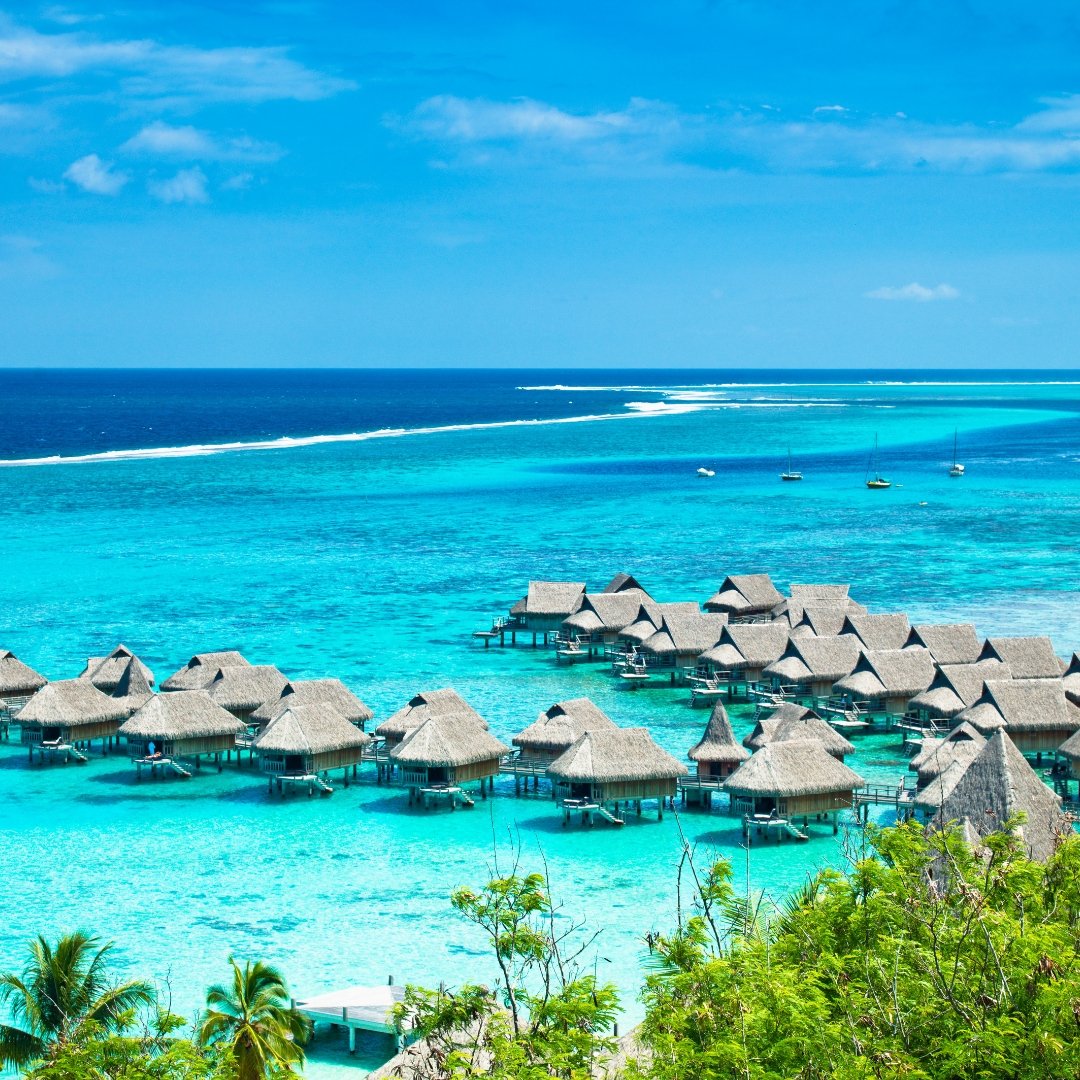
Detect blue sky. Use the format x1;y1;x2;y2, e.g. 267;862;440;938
2;1;1080;368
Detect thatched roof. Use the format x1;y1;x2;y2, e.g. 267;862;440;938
641;613;728;656
905;624;981;665
928;732;1068;863
698;623;789;671
563;590;650;634
510;596;527;616
909;721;985;772
832;646;935;700
979;637;1063;679
250;679;373;727
18;679;128;726
688;703;750;764
255;702;371;756
762;636;861;684
377;688;487;741
913;757;973;812
910;723;986;790
789;584;850;600
724;739;864;798
120;690;245;740
839;614;911;651
742;713;786;750
80;645;155;692
526;581;586;617
1063;653;1080;705
908;660;1011;719
111;657;155;714
161;652;251;691
704;574;783;617
788;601;868;639
955;678;1077;737
390;713;509;768
1055;718;1080;762
513;698;617;753
772;709;856;757
0;651;47;695
206;666;289;713
547;727;688;783
602;573;651;597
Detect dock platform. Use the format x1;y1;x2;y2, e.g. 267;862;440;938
295;983;408;1054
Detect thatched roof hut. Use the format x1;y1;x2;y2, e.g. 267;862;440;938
640;613;728;669
977;637;1064;679
255;702;371;780
762;636;862;696
704;574;783;619
687;703;750;778
904;624;981;665
563;590;652;640
831;647;935;712
513;698;617;762
250;679;373;730
838;613;910;651
907;659;1011;720
391;713;509;794
1063;653;1080;706
924;731;1068;862
0;651;47;702
548;728;688;814
786;600;867;638
514;581;586;632
697;623;789;679
111;656;154;716
120;690;245;762
773;708;856;759
18;679;128;747
161;651;251;692
909;722;986;792
617;601;699;646
377;688;486;748
80;645;155;693
790;584;851;600
952;678;1080;752
602;573;651;596
206;665;289;721
724;738;865;817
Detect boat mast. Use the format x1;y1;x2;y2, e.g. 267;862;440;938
953;427;957;468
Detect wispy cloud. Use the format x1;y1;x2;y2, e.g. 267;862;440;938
0;235;59;278
0;17;356;105
149;166;208;203
63;152;127;194
221;172;253;190
121;121;283;161
404;96;636;142
865;283;960;302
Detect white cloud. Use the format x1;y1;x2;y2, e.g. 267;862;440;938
813;105;847;114
41;6;101;24
0;234;58;278
63;153;127;194
28;176;64;192
0;17;355;104
149;166;208;203
121;121;282;161
221;172;253;190
865;282;960;302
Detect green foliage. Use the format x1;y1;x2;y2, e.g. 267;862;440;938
197;958;311;1080
632;818;1080;1080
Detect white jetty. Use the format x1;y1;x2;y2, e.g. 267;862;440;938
295;981;408;1054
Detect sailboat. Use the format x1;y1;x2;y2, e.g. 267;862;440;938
866;435;891;489
781;448;802;481
949;428;964;476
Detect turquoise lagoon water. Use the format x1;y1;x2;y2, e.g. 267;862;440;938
3;372;1080;1074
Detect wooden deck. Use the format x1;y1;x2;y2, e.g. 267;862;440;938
295;982;408;1054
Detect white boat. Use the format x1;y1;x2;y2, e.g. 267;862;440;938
865;434;891;489
781;448;802;481
949;428;964;476
696;467;715;477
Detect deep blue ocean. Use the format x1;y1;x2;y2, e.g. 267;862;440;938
2;368;1080;1075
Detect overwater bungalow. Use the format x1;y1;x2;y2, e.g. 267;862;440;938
17;679;129;759
205;665;289;722
687;703;750;782
562;590;653;651
723;739;865;833
512;698;617;764
617;601;700;649
695;623;790;686
250;679;374;731
703;574;783;621
1064;653;1080;705
952;678;1080;755
119;690;245;775
601;573;652;596
908;722;985;793
638;612;728;682
513;581;587;641
546;727;687;824
254;703;371;794
976;636;1064;679
80;645;155;693
376;688;487;749
111;656;155;716
920;731;1067;863
903;624;981;665
786;601;867;639
390;713;509;806
741;703;854;759
831;646;935;718
0;651;47;711
906;659;1011;723
838;613;911;651
789;583;852;601
161;651;251;691
762;636;862;701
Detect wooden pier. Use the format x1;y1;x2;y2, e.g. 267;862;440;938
295;980;408;1054
743;812;808;842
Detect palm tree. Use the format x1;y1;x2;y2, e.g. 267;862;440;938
0;931;155;1068
198;959;310;1080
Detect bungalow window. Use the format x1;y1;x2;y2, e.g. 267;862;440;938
428;766;448;784
285;754;304;772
